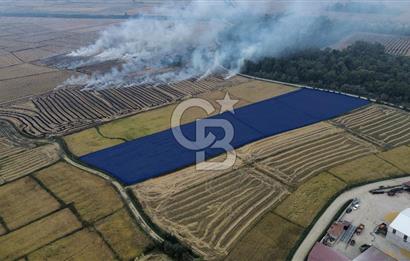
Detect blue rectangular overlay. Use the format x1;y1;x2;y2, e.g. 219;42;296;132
80;88;369;185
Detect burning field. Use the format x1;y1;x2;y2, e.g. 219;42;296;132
335;33;410;56
1;1;410;260
0;74;231;137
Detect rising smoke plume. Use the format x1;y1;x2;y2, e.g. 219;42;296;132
62;0;407;89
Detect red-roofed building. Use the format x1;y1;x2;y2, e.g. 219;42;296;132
308;242;350;261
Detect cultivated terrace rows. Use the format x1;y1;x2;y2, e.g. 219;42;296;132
0;119;59;184
133;104;410;260
381;37;410;56
0;118;152;260
332;104;410;148
0;74;237;137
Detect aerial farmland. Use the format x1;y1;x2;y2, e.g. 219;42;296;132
1;1;410;261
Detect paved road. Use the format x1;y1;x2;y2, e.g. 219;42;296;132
292;176;410;261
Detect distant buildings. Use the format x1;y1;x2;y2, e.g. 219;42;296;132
387;208;410;251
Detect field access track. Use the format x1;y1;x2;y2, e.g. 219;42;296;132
80;88;369;185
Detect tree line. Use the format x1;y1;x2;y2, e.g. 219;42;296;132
241;41;410;108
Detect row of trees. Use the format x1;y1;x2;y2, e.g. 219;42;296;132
242;42;410;107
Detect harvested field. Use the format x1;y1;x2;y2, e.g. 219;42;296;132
134;154;244;202
0;160;151;260
328;154;404;184
13;47;58;63
0;119;36;147
82;89;369;185
225;213;303;261
0;176;61;230
0;63;56;81
138;253;173;261
274;172;346;227
0;224;6;236
35;162;124;223
96;208;152;260
332;105;410;148
378;145;410;173
76;59;125;75
27;228;116;261
0;143;60;183
134;166;287;259
238;122;378;185
237;122;337;161
66;77;295;156
0;208;82;260
0;71;81;103
0;74;232;137
0;53;21;68
64;127;123;156
0;119;60;184
0;40;45;53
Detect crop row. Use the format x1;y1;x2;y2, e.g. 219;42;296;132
257;132;376;184
382;38;410;56
139;168;287;259
332;105;410;148
0;75;229;137
0;144;59;184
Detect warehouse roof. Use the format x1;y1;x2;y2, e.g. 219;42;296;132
390;208;410;236
308;242;350;261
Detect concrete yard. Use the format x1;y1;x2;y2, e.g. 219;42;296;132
293;177;410;261
333;186;410;260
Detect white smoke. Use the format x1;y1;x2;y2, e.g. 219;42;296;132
62;1;342;89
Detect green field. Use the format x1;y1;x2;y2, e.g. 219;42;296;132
328;154;404;185
274;172;346;228
379;146;410;173
64;80;297;156
96;208;152;260
226;213;303;261
64;127;123;156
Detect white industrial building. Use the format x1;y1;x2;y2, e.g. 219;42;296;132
387;208;410;251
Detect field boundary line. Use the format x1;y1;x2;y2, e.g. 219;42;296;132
327;119;387;150
18;226;84;260
6;205;71;234
272;212;306;230
253;164;290;188
96;126;128;142
0;69;58;82
60;152;165;244
374;153;408;174
325;170;349;185
30;174;66;207
0;215;10;234
9;51;24;64
92;223;122;260
0;119;166;251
